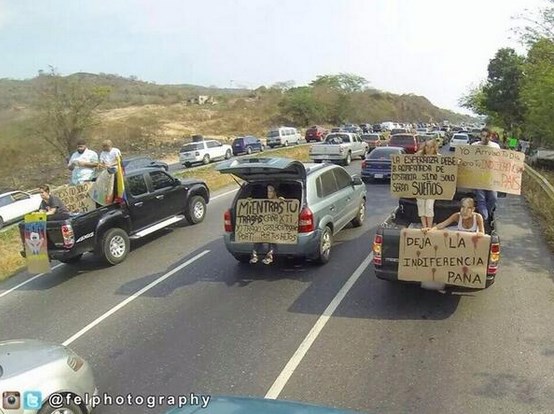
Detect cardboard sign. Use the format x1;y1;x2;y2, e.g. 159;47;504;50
23;212;50;273
390;155;458;199
398;228;491;288
235;199;300;244
455;146;525;194
89;170;115;206
52;182;96;213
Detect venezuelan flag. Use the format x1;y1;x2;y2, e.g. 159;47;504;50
114;155;126;204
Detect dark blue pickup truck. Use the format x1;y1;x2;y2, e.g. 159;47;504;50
20;168;209;265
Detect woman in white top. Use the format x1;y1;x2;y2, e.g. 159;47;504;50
426;197;485;234
415;139;439;228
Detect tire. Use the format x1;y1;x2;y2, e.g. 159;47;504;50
59;254;83;264
202;154;210;165
246;147;252;155
39;399;84;414
315;226;332;265
225;150;232;159
184;162;192;168
184;195;206;224
284;140;289;147
0;216;3;230
260;145;264;152
344;152;352;166
351;199;366;227
100;228;129;265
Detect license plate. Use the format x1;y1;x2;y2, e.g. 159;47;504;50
374;174;383;178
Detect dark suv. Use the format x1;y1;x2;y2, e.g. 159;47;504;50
305;125;328;142
232;136;264;156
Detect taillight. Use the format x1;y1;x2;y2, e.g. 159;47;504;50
224;209;233;232
487;242;500;274
372;233;382;266
61;224;75;249
298;207;314;233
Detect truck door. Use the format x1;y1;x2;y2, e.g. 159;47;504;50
147;170;183;219
125;173;166;231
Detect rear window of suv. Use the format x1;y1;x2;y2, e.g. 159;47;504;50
181;143;203;152
389;135;415;144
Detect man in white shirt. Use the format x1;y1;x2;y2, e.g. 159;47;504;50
99;140;122;173
67;140;99;185
471;128;500;222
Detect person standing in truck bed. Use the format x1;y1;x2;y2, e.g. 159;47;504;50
415;139;439;228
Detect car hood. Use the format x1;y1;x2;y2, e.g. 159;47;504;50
216;157;306;182
0;339;66;380
165;396;364;414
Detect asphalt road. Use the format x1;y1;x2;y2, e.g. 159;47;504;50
2;151;554;414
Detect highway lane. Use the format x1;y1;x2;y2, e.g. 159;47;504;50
2;153;554;414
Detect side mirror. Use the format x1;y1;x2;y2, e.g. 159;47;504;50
352;175;363;186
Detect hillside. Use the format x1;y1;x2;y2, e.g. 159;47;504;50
0;73;477;191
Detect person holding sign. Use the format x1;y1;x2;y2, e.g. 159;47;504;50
38;184;70;220
424;197;485;235
250;184;284;265
415;139;439;228
471;128;500;222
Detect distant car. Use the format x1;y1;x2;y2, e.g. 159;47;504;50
391;128;409;135
359;123;372;133
388;134;419;154
266;127;301;148
341;124;362;134
449;133;470;151
232;136;264;155
330;127;342;133
362;133;387;152
0;190;42;229
179;139;233;167
305;125;328;142
372;124;383;132
361;146;406;181
122;156;169;172
0;339;97;414
217;158;367;265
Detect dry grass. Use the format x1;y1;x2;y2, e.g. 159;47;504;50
176;145;311;192
0;226;25;282
522;169;554;252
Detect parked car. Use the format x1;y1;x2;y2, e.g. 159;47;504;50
449;133;470;151
179;139;233;167
267;127;301;148
362;133;388;152
305;125;328;142
232;136;264;155
0;339;97;414
216;157;367;264
19;168;209;265
122;156;169;172
387;134;419;154
0;190;42;229
361;146;406;181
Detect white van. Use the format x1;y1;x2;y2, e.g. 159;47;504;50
266;127;301;148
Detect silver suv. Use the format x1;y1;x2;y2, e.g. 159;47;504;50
216;157;367;264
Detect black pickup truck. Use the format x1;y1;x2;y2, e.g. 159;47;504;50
19;168;209;265
372;190;501;290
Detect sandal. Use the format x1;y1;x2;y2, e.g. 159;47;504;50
262;250;273;265
249;251;258;264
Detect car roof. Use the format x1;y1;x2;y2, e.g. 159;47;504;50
125;167;168;175
0;191;21;196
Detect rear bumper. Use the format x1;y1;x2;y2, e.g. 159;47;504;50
361;170;392;179
310;154;345;162
374;267;496;289
20;248;86;261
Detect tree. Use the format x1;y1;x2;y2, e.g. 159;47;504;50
512;0;554;46
278;87;326;126
31;67;111;159
309;73;369;93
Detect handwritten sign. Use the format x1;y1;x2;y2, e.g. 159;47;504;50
23;212;50;273
52;182;96;213
398;228;491;288
89;170;115;206
455;146;525;194
390;155;458;199
235;199;300;244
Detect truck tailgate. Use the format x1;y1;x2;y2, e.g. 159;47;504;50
381;227;402;271
311;145;343;155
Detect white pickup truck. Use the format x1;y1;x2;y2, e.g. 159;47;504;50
309;132;368;166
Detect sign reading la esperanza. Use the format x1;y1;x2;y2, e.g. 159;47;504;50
390;155;458;200
235;199;300;244
398;228;491;288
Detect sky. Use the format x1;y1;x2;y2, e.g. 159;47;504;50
0;0;548;114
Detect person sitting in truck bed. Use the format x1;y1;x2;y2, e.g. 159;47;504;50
38;184;70;221
424;197;485;235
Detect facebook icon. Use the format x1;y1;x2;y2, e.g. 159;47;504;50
23;391;42;409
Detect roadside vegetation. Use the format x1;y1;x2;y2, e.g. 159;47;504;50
0;227;25;281
522;168;554;251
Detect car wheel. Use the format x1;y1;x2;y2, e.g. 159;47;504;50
184;162;192;168
260;145;264;152
225;150;232;159
284;141;289;147
246;147;252;155
351;199;366;227
315;226;332;265
202;154;210;165
100;228;129;265
59;254;83;264
184;195;206;224
344;152;351;166
0;216;3;229
38;398;84;414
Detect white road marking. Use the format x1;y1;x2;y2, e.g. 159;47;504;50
0;263;64;299
62;249;210;346
211;188;238;200
265;252;374;399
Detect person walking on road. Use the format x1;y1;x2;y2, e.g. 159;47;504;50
67;140;99;185
415;139;439;228
471;128;500;223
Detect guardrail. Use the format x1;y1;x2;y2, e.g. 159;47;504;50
524;163;554;201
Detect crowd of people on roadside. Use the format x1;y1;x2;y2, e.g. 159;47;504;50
67;139;122;185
